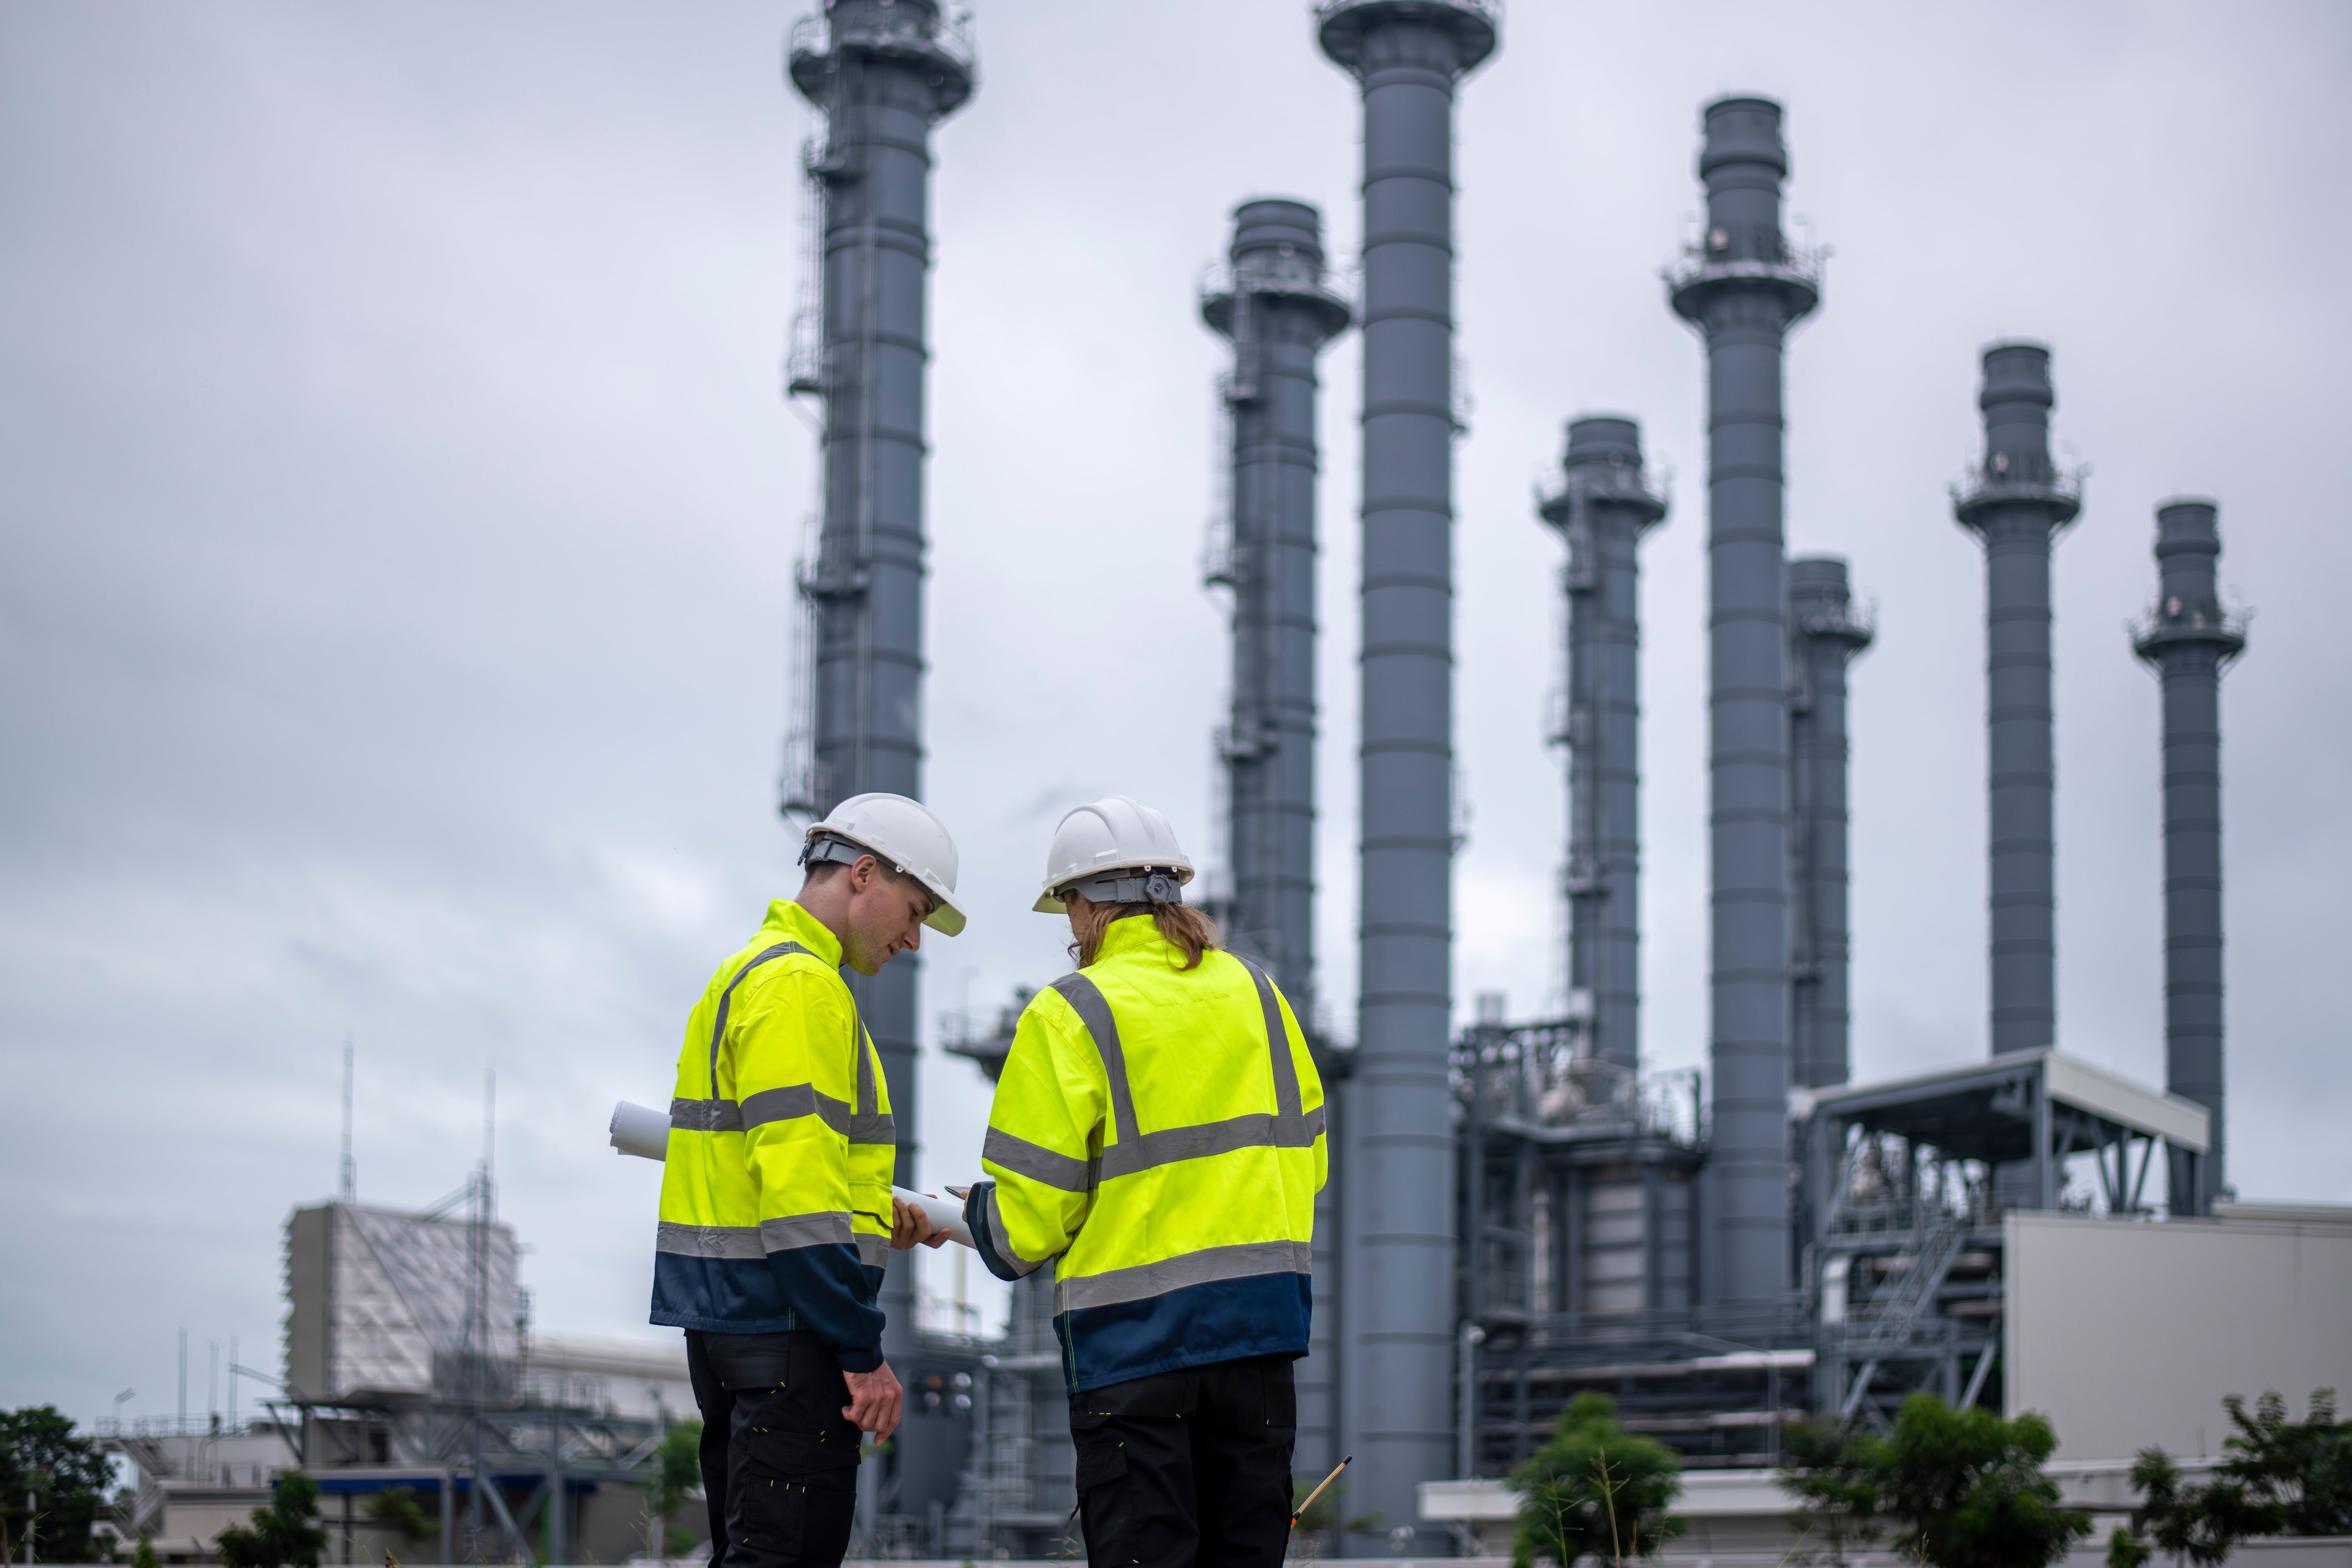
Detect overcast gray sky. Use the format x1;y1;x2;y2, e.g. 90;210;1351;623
5;1;2348;1431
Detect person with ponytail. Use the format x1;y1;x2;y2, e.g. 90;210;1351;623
962;796;1326;1568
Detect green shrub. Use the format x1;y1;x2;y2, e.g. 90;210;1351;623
1509;1392;1685;1568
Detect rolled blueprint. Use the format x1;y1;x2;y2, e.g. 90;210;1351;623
609;1099;672;1159
608;1100;974;1249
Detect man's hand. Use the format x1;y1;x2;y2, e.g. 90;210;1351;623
842;1361;904;1442
890;1194;950;1251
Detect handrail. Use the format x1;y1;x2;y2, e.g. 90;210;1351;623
1316;0;1502;27
789;4;977;77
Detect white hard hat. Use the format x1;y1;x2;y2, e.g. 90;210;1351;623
803;793;967;937
1033;796;1196;914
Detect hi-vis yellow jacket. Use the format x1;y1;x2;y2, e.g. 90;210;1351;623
650;900;896;1371
964;917;1326;1392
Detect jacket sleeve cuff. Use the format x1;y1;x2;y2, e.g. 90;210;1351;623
965;1179;1040;1284
835;1344;884;1374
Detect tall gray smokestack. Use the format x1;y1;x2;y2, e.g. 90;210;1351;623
1541;416;1667;1075
1788;557;1872;1090
1204;198;1351;1012
1316;0;1497;1538
787;0;973;1371
1667;95;1819;1304
1204;199;1350;1480
2133;499;2242;1215
1953;343;2079;1056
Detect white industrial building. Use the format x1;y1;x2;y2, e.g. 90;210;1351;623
1422;1200;2352;1563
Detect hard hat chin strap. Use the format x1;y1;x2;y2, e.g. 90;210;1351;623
1062;871;1185;905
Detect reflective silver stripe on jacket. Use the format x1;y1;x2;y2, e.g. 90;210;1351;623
655;1222;766;1259
757;1211;856;1251
656;1215;868;1258
982;1185;1048;1279
1097;1107;1324;1179
856;1233;889;1270
670;1097;743;1133
848;1037;895;1145
1046;955;1319;1181
739;1083;852;1137
984;1126;1095;1193
1055;1238;1311;1313
672;937;887;1142
705;941;816;1098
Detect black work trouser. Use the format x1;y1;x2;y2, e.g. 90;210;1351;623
685;1329;863;1568
1068;1353;1298;1568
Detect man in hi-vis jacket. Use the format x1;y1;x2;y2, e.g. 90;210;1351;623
654;794;961;1568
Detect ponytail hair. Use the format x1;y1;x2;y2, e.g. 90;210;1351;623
1068;899;1220;971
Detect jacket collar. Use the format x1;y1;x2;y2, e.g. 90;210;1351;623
764;899;845;969
1089;912;1176;966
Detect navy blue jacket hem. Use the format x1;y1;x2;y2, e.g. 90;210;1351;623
1061;1332;1309;1394
651;1309;799;1335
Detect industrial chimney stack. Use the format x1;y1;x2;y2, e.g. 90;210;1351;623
1541;416;1668;1075
787;0;974;1374
1953;343;2079;1057
1667;96;1820;1304
1204;198;1351;1018
2133;499;2243;1215
1317;0;1497;1539
1788;558;1872;1091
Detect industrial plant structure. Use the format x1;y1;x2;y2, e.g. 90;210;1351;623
739;0;2261;1553
2133;498;2246;1214
117;4;2282;1562
1315;3;1500;1545
1954;342;2081;1059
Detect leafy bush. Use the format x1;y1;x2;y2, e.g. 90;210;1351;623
216;1471;328;1568
2108;1388;2352;1567
2;1405;116;1562
363;1486;433;1544
1509;1392;1685;1568
1780;1417;1884;1567
644;1420;704;1559
1778;1394;2090;1568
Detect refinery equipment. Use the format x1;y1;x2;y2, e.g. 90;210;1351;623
1315;0;1499;1539
1797;1049;2210;1428
87;8;2304;1561
731;0;2280;1544
1454;412;1810;1476
1544;416;1669;1078
2133;499;2246;1213
1201;197;1351;1027
1952;343;2082;1057
1789;557;1873;1091
779;0;976;1398
1667;95;1825;1306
